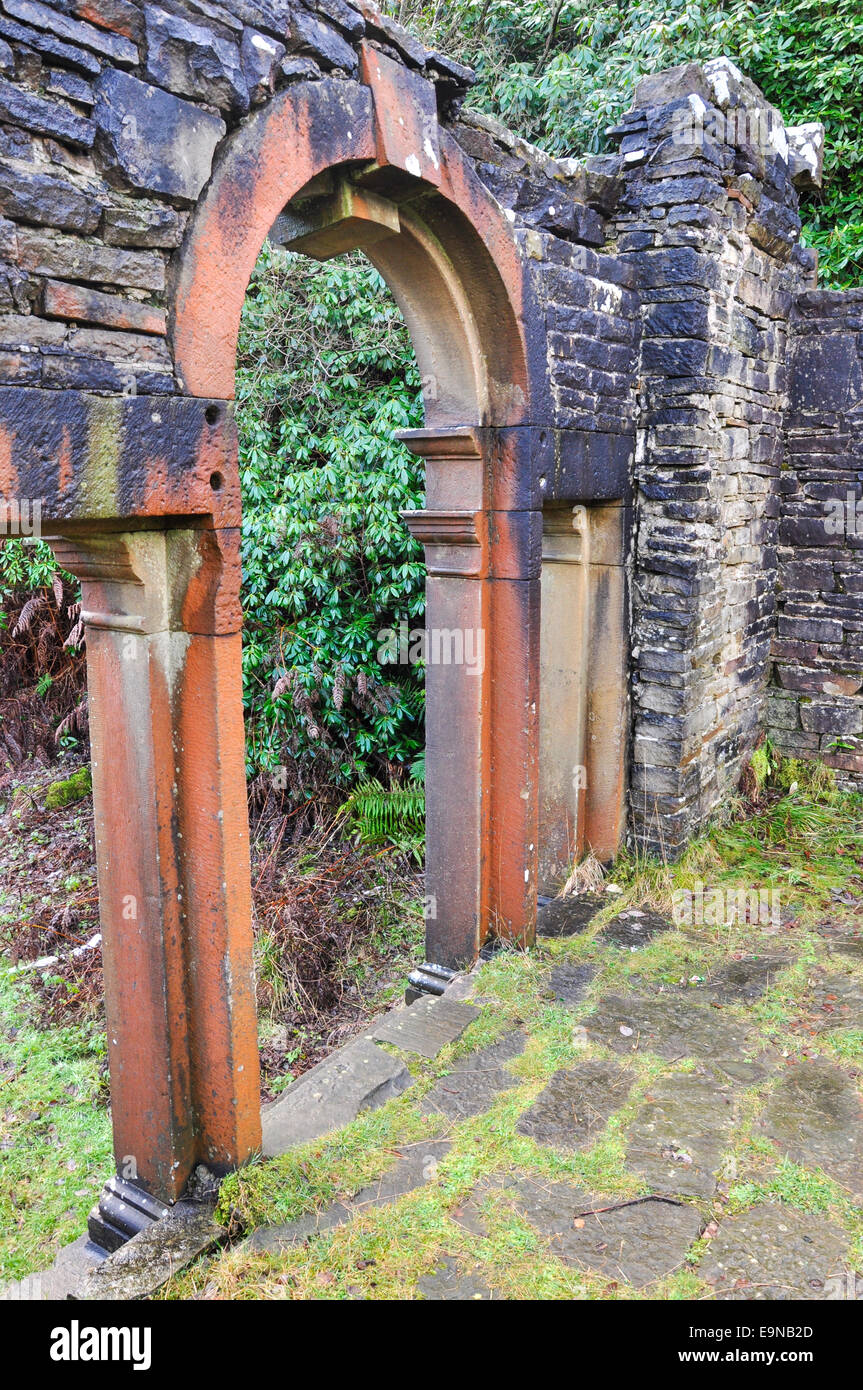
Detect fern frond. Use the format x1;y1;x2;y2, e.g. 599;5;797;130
338;777;425;844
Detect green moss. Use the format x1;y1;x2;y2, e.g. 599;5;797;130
43;767;92;812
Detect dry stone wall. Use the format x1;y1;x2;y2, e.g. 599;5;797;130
453;56;859;854
769;290;863;787
452;110;639;500
602;60;820;853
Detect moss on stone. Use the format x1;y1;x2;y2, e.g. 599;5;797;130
43;767;92;811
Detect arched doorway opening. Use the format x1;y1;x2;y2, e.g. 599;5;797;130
49;59;551;1239
235;239;429;1096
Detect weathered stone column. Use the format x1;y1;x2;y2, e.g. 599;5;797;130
539;506;589;890
49;526;261;1247
401;428;540;968
402;501;486;968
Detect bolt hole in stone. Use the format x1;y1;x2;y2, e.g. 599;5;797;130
205;404;221;425
209;471;224;492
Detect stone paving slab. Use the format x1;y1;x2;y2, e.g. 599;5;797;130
247;1140;453;1254
694;955;789;1003
351;1140;452;1209
705;1057;772;1086
247;1204;354;1253
625;1070;737;1198
421;1031;526;1121
368;995;480;1058
756;1060;863;1201
537;894;604;938
699;1203;851;1300
1;1234;105;1301
262;1037;412;1156
77;1204;225;1301
417;1254;498;1300
816;927;863;963
810;971;863;1031
584;992;756;1062
833;938;863;961
600;908;673;951
449;1177;506;1238
516;1059;634;1152
442;971;480;1002
543;962;597;1007
499;1178;702;1288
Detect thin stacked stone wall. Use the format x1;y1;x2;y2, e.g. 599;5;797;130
768;289;863;787
604;61;821;853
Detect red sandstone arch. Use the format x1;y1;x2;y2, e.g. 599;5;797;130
171;75;541;425
34;62;549;1236
168;66;545;978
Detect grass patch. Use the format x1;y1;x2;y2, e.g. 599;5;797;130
607;759;863;928
217;1097;437;1233
818;1029;863;1064
728;1156;845;1216
0;968;111;1282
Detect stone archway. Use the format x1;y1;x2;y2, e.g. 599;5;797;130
1;40;550;1242
171;55;550;972
0;4;845;1258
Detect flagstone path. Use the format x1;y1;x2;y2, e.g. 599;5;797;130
12;890;863;1302
200;893;863;1301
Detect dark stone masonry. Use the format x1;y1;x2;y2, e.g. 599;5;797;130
0;0;860;1230
770;290;863;786
0;3;854;849
464;57;859;841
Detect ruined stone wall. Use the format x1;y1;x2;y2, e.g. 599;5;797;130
451;61;850;859
463;62;860;856
0;0;483;394
452;111;639;499
0;2;858;858
768;289;863;787
600;61;820;854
